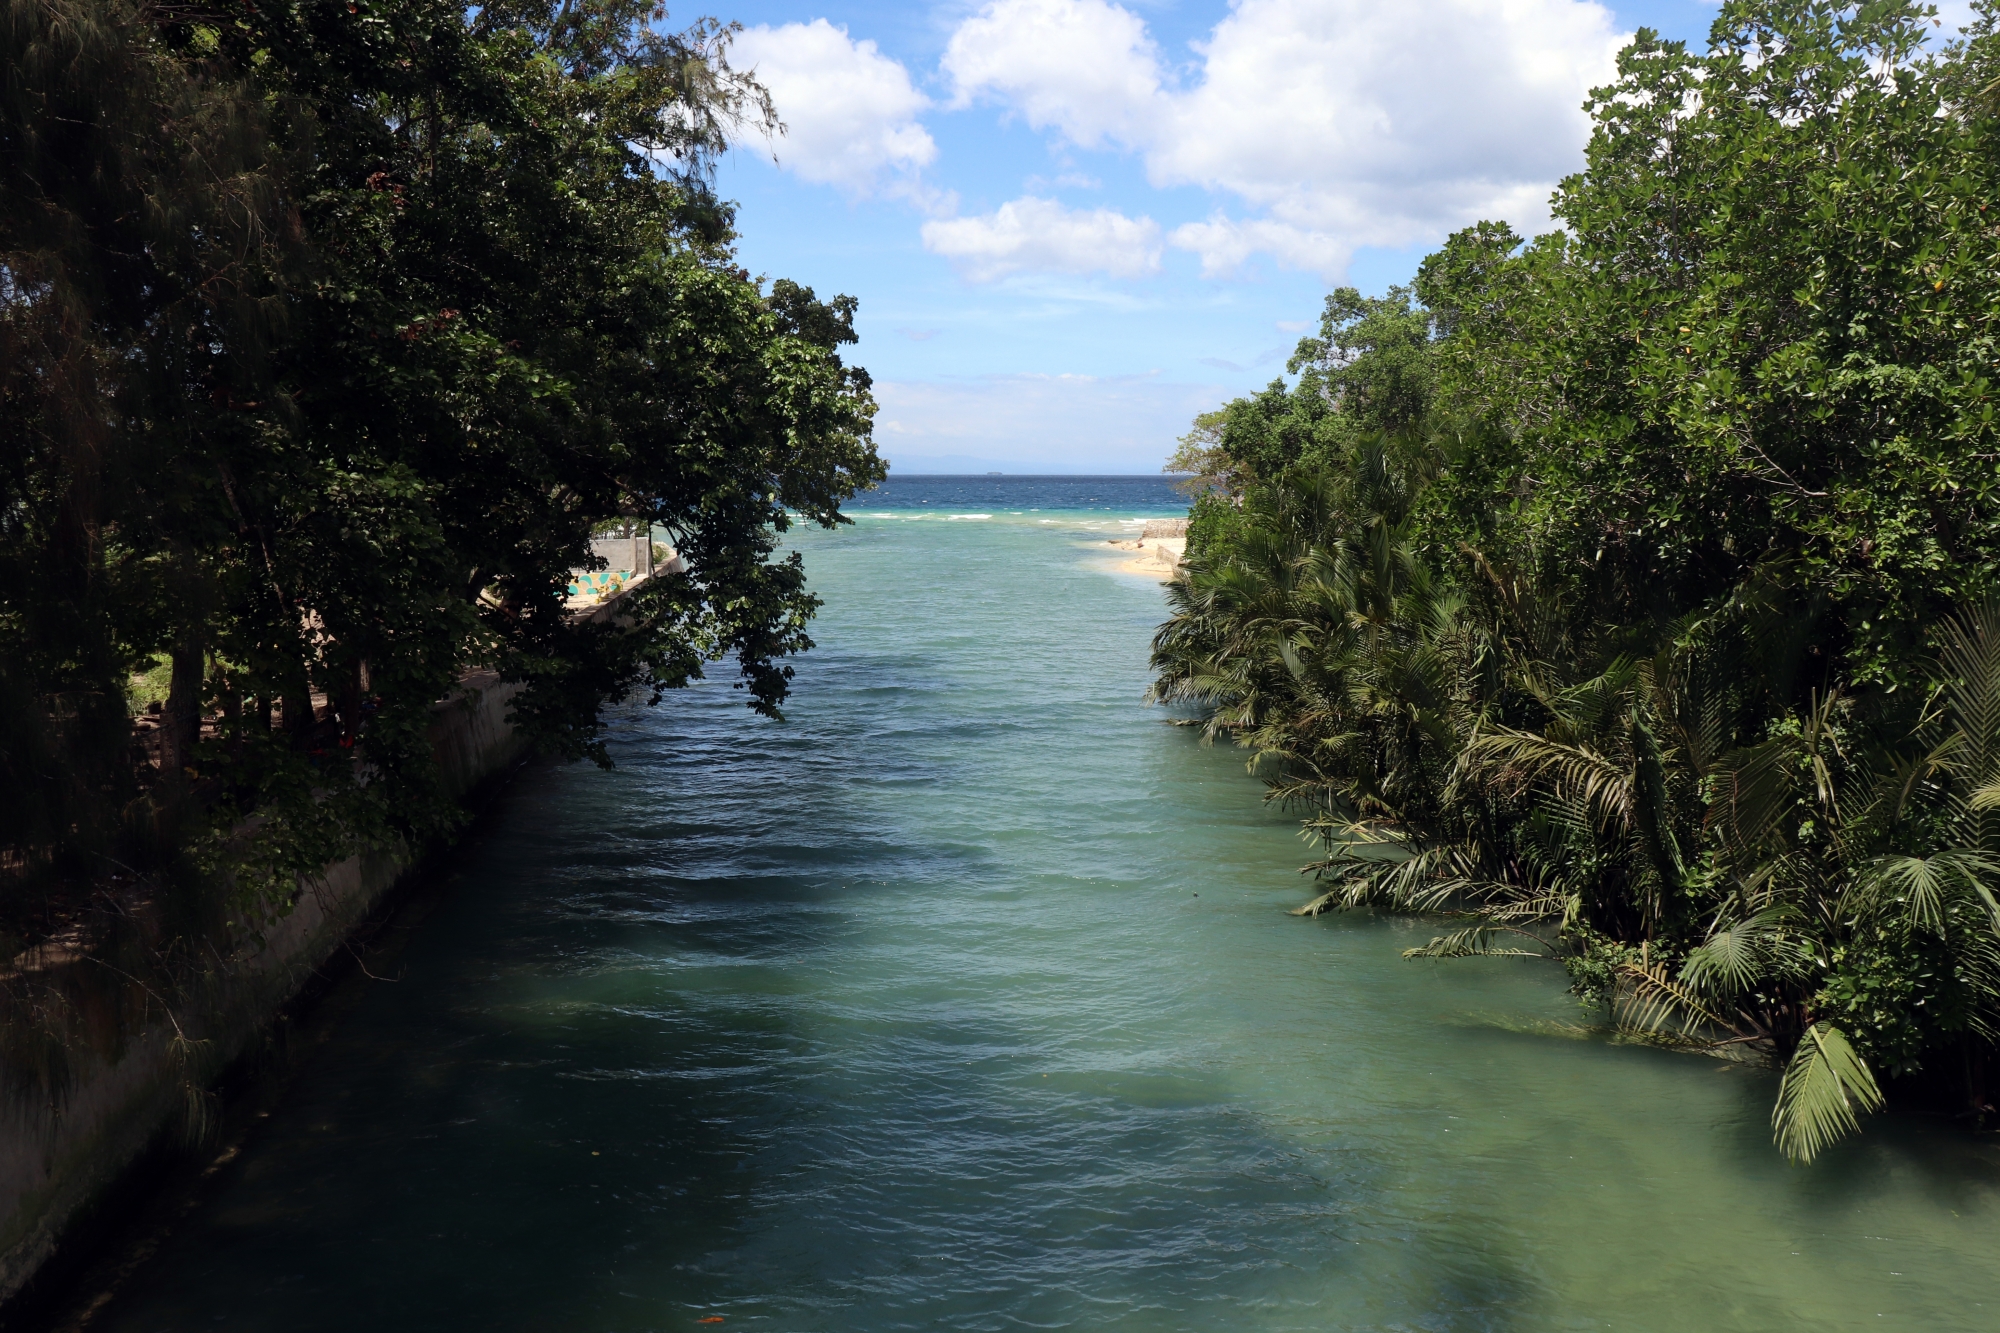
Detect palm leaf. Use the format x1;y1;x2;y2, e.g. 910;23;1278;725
1681;915;1773;998
1849;850;2000;934
1290;889;1342;917
1402;925;1546;959
1771;1022;1882;1163
1937;600;2000;768
1615;960;1727;1037
1466;728;1634;829
1970;776;2000;812
1709;738;1808;859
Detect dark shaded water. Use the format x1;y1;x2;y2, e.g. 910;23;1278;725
95;481;2000;1331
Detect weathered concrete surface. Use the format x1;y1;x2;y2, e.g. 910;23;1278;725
0;669;528;1309
589;532;656;578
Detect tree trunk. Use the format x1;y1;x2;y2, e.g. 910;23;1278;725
282;667;315;747
332;657;364;747
158;639;204;780
220;680;242;760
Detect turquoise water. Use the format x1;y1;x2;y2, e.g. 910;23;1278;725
97;481;2000;1331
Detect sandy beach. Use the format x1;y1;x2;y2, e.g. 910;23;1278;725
1102;536;1185;579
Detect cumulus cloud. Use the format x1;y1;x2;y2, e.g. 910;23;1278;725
1168;215;1354;280
943;0;1624;275
920;197;1162;282
733;20;935;194
942;0;1164;148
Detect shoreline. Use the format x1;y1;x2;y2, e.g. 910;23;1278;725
0;582;654;1315
1102;536;1185;579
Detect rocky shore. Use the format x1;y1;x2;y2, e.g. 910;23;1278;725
1105;518;1187;578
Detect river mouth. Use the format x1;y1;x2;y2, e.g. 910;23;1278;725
85;480;2000;1332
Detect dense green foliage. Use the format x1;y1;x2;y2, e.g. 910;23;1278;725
1154;0;2000;1159
2;0;880;1063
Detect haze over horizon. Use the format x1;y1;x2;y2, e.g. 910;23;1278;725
714;0;1976;474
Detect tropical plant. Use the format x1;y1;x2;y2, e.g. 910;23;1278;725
1157;0;2000;1159
1676;603;2000;1157
1167;441;2000;1158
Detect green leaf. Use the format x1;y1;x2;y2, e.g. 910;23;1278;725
1772;1022;1883;1164
1402;926;1544;959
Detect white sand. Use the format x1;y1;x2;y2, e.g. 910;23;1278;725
1102;537;1185;580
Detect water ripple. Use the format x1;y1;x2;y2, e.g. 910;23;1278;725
96;486;2000;1333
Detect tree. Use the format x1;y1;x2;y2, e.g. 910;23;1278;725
1156;0;2000;1158
0;0;883;1068
1419;0;2000;680
1165;285;1438;502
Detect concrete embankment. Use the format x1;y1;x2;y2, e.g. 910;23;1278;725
0;575;650;1311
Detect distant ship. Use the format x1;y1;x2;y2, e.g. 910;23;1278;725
986;471;1002;475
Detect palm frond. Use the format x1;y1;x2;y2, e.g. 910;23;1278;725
1402;925;1547;958
1680;906;1809;999
1849;850;2000;934
1465;727;1634;829
1937;600;2000;770
1475;891;1571;923
1680;923;1762;998
1971;777;2000;812
1614;960;1728;1037
1709;738;1807;860
1772;1022;1882;1163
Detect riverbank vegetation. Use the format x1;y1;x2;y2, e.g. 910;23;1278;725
2;0;880;1090
1155;0;2000;1160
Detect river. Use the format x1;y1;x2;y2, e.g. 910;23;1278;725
94;477;2000;1331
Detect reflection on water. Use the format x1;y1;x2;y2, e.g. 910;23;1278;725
97;479;2000;1332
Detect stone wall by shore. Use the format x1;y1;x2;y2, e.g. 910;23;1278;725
0;568;659;1310
0;671;526;1310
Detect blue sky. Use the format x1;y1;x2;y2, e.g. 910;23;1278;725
705;1;1971;473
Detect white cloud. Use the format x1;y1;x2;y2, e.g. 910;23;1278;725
921;197;1162;282
1168;215;1352;280
943;0;1624;275
733;20;936;194
942;0;1164;148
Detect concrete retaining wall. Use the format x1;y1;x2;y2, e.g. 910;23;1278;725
589;534;654;578
0;669;530;1308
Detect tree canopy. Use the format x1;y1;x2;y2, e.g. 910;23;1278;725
1157;0;2000;1159
1;0;882;1039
